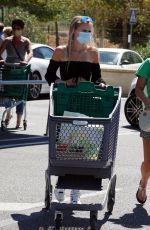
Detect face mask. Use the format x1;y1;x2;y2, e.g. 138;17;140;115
77;32;91;44
13;29;22;37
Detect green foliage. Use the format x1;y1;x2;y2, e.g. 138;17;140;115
133;42;150;60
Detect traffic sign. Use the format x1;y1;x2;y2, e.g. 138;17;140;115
129;8;137;24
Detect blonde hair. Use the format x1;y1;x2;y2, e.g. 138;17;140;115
3;26;12;37
67;15;94;60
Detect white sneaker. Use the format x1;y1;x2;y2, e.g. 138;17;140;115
70;190;81;204
54;189;65;202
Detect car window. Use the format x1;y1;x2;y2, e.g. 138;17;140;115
33;47;54;59
121;52;133;64
99;51;120;65
132;52;143;63
121;52;142;64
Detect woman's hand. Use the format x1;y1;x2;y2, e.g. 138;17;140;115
0;60;4;65
98;82;107;89
20;60;28;66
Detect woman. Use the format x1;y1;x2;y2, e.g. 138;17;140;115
0;19;33;128
45;15;106;204
135;58;150;204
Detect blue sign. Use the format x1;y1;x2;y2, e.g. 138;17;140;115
129;9;137;24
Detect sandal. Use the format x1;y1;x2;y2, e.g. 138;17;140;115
136;180;147;204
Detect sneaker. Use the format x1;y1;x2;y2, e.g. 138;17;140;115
70;190;81;204
54;188;65;202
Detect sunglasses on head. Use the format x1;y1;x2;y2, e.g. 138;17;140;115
81;16;93;23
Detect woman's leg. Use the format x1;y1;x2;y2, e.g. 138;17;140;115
141;139;150;186
137;138;150;202
16;102;24;128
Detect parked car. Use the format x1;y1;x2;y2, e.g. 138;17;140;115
98;48;143;96
28;43;54;99
124;77;146;128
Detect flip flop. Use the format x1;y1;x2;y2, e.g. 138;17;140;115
136;181;147;204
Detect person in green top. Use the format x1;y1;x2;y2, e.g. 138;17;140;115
135;58;150;204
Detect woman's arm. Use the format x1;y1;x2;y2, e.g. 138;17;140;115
90;48;106;85
25;39;33;63
0;39;7;62
45;46;63;85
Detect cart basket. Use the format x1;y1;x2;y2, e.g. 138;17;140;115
0;64;31;100
48;83;122;178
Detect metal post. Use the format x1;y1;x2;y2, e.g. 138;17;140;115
129;23;133;49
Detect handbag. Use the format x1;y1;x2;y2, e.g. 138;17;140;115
139;110;150;132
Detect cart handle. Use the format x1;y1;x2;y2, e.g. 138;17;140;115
56;82;114;97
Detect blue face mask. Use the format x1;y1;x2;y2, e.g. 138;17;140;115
77;32;91;44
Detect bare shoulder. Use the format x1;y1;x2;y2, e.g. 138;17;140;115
52;45;67;61
21;36;31;44
88;46;99;63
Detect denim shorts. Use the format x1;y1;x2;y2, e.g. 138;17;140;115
5;98;24;114
140;130;150;139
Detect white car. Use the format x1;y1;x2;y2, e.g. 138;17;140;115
99;48;143;96
28;43;54;99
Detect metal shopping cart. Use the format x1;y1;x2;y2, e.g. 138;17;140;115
0;64;31;131
45;82;122;229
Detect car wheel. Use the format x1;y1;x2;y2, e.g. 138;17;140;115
28;72;42;100
124;94;144;128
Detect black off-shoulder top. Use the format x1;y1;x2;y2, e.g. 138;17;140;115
45;59;105;85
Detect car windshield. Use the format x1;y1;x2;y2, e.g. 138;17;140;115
99;51;120;65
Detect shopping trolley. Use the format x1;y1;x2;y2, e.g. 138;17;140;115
45;82;122;229
0;64;31;131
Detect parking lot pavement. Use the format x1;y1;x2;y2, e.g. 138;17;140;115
1;98;150;229
0;99;49;149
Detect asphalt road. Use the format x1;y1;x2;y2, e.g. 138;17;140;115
0;97;150;230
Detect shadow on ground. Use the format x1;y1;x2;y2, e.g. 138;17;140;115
11;203;150;230
11;208;111;230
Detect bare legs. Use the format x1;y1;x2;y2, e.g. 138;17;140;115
137;138;150;203
16;113;22;128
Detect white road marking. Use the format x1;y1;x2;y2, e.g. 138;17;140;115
0;188;122;211
0;202;44;211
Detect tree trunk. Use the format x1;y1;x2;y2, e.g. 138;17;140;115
122;18;128;48
55;21;59;46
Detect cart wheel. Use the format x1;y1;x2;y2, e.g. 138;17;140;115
23;120;27;130
54;211;63;229
107;174;116;214
1;121;6;132
90;211;98;230
45;170;52;210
